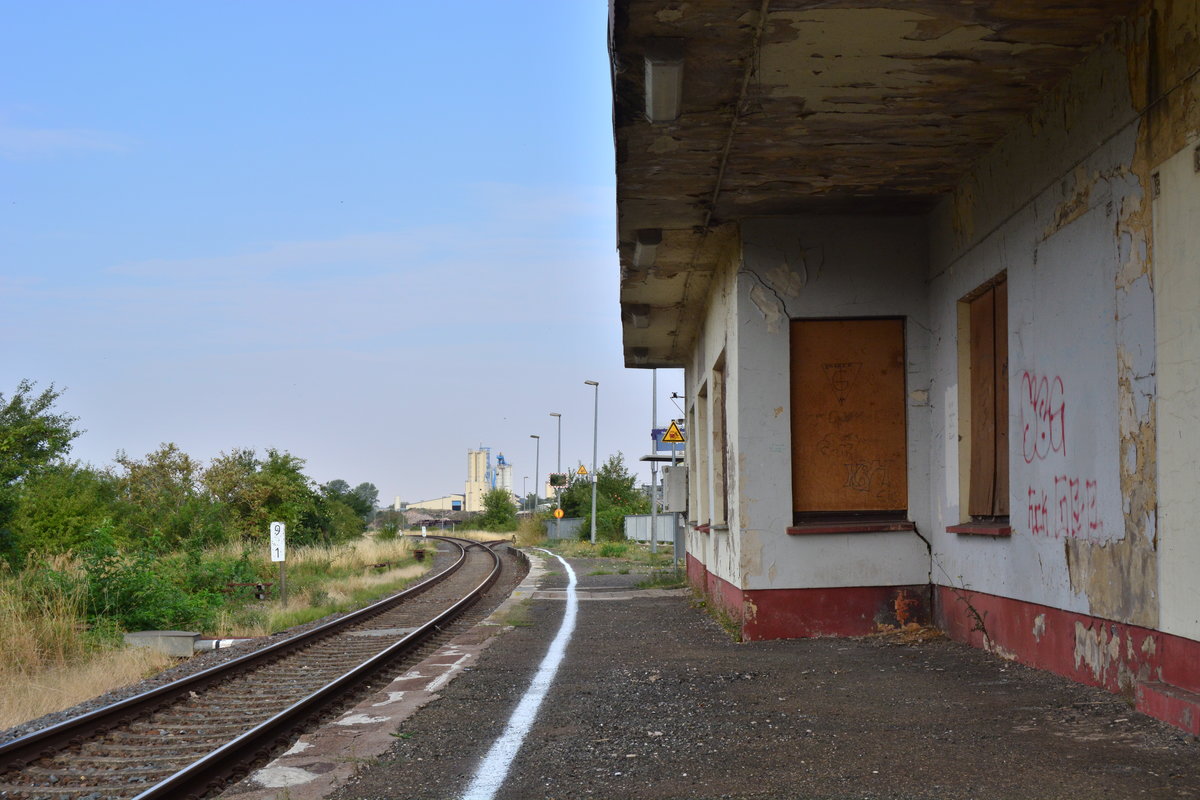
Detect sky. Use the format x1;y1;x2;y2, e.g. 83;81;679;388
0;1;683;506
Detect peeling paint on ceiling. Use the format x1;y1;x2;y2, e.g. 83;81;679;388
611;0;1141;366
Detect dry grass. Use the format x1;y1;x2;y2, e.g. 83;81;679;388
0;554;89;676
515;517;547;547
216;562;430;637
0;536;426;730
444;529;507;542
0;646;173;730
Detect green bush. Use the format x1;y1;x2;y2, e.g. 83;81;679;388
75;525;259;631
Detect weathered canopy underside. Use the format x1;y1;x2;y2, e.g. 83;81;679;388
611;0;1140;367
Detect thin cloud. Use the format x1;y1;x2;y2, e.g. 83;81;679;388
106;229;455;281
0;118;128;159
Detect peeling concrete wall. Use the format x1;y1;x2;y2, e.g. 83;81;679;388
926;4;1190;631
684;240;743;588
733;216;931;592
1154;139;1200;641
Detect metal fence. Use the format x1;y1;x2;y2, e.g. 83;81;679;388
546;516;584;540
624;513;679;547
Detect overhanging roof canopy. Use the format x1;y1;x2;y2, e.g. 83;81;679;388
611;0;1140;367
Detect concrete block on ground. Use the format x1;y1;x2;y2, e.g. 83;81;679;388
123;630;200;657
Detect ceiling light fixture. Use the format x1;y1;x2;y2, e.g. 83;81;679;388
632;228;662;267
644;39;684;122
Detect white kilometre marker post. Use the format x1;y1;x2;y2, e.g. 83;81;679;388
270;521;287;605
461;550;578;800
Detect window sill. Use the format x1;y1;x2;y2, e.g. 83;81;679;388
787;519;915;536
947;521;1012;537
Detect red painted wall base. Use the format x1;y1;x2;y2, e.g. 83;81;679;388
684;555;1200;733
685;554;930;641
934;585;1200;734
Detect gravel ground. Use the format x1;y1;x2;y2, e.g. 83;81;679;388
0;542;465;747
330;551;1200;800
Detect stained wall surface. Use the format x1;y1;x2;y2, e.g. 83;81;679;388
925;19;1162;628
678;1;1200;646
716;216;931;592
1155;141;1200;642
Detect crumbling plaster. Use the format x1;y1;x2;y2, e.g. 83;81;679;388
732;216;932;593
926;5;1187;629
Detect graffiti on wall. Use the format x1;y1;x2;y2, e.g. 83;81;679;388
1020;372;1104;538
1021;371;1066;463
1027;478;1103;538
818;432;895;500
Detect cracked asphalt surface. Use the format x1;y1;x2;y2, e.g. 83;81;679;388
329;552;1200;800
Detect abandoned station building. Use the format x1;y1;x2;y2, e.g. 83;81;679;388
609;1;1200;733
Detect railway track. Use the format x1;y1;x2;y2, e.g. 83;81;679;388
0;535;510;800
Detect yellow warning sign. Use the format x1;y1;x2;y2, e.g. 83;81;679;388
577;465;588;475
662;421;686;444
554;508;564;519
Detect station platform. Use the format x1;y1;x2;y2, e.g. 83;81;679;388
229;547;1200;800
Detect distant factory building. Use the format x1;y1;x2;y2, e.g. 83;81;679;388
465;447;511;512
395;495;464;513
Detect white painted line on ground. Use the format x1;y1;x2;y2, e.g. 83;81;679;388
461;549;578;800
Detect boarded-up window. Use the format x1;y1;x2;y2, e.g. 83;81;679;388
790;318;907;518
965;278;1009;517
712;358;729;526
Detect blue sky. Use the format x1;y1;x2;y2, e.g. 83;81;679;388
1;1;682;505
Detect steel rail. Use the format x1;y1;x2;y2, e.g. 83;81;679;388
132;538;503;799
0;535;471;771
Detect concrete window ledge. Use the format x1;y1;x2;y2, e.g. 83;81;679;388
786;519;915;536
946;521;1012;537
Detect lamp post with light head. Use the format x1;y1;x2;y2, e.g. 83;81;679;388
530;434;540;512
584;380;599;544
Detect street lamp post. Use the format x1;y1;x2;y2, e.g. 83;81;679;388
549;413;561;476
585;380;599;544
530;434;540;512
549;412;561;539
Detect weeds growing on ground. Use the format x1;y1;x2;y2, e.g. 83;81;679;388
635;569;688;590
544;539;674;569
0;535;427;729
504;599;533;628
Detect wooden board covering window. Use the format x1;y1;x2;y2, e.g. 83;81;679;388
790;318;907;514
967;280;1009;517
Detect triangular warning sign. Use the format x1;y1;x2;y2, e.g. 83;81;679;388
577;465;588;475
662;421;685;443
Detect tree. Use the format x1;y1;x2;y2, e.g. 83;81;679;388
349;482;379;518
115;443;224;549
558;453;648;541
477;487;517;532
10;462;120;556
0;381;82;560
320;479;378;521
0;380;81;489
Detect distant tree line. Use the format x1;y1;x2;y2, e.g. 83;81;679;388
552;453;649;540
0;380;378;566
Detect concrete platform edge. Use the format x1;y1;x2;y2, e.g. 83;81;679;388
218;547;549;800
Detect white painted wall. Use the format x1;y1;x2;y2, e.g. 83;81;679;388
925;35;1154;620
729;216;932;591
1155;139;1200;641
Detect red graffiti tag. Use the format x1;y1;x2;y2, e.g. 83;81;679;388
1021;372;1066;463
1027;476;1102;538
